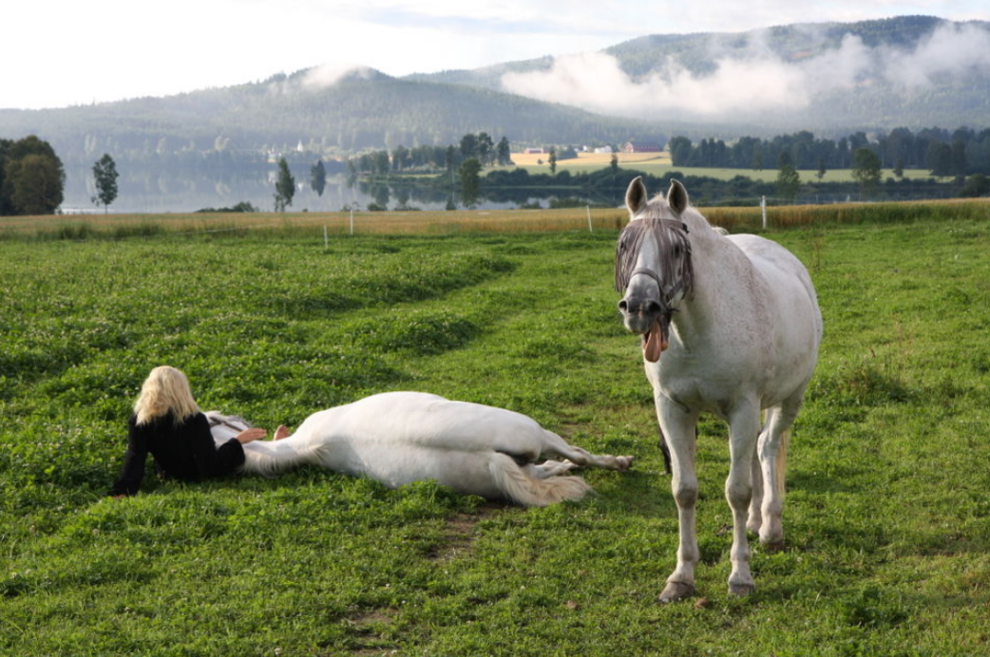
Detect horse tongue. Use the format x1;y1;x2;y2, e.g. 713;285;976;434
643;317;668;363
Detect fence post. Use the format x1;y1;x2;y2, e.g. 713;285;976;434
324;225;328;249
761;196;767;230
350;210;354;236
587;205;593;233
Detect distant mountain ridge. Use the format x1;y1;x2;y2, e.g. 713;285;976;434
409;15;990;131
2;15;989;170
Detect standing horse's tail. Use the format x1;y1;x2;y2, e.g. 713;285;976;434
239;435;324;477
487;453;593;507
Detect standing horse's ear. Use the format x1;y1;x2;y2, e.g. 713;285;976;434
668;179;690;215
625;176;648;216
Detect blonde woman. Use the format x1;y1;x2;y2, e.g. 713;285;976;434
110;366;270;496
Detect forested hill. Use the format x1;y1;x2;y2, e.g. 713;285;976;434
0;69;666;169
3;15;990;171
409;16;990;132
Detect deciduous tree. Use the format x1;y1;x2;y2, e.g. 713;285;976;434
496;137;512;166
0;135;64;216
852;147;882;197
274;157;295;212
775;151;800;203
311;160;327;196
92;153;119;213
8;155;64;215
458;158;482;206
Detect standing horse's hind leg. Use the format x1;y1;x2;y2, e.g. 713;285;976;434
747;411;768;535
756;387;805;551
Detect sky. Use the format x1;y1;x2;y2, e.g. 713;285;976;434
2;0;988;110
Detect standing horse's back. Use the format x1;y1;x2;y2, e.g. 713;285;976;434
728;233;823;392
728;234;821;320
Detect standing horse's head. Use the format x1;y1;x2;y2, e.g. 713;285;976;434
615;177;694;362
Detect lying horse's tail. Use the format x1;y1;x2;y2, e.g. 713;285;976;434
487;453;593;507
239;436;324;478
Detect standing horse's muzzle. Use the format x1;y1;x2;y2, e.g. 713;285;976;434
618;296;671;362
618;296;662;332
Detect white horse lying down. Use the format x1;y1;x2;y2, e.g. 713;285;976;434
206;391;633;507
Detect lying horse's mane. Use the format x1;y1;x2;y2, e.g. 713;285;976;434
206;411;251;432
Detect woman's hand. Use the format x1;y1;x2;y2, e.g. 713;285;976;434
235;427;267;444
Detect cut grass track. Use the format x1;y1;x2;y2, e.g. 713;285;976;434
1;211;989;655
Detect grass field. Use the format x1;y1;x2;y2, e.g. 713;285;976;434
2;205;990;655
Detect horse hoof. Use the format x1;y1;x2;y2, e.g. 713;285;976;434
617;456;635;472
761;539;785;553
659;581;695;603
729;582;756;597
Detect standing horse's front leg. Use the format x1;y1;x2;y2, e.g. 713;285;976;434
726;401;761;596
656;396;700;602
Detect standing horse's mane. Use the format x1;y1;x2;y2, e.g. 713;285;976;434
614;206;694;299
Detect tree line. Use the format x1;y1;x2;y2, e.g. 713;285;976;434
347;132;513;177
668;127;990;177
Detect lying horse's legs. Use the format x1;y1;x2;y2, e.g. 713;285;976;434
537;431;634;472
524;460;577;480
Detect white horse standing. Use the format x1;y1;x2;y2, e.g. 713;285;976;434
615;177;822;601
207;391;633;507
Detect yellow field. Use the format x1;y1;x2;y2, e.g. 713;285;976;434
509;151;671;168
0;208;629;238
5;197;989;240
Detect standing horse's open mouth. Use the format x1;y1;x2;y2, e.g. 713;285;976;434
642;314;671;362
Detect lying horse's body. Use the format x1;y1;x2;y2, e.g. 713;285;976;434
207;391;633;507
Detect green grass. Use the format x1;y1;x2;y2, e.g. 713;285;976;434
2;212;989;655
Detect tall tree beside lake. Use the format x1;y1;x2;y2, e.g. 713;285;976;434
496;137;512;166
776;151;800;203
310;160;327;197
852;148;882;198
458;158;482;207
91;153;119;213
274;158;295;212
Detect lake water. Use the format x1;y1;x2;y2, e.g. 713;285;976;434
60;168;603;214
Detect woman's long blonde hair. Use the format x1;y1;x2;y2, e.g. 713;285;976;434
134;366;201;425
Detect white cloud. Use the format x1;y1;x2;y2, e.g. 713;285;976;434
500;21;990;120
300;63;375;89
880;23;990;88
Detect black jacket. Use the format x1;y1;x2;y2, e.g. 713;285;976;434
110;412;245;496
